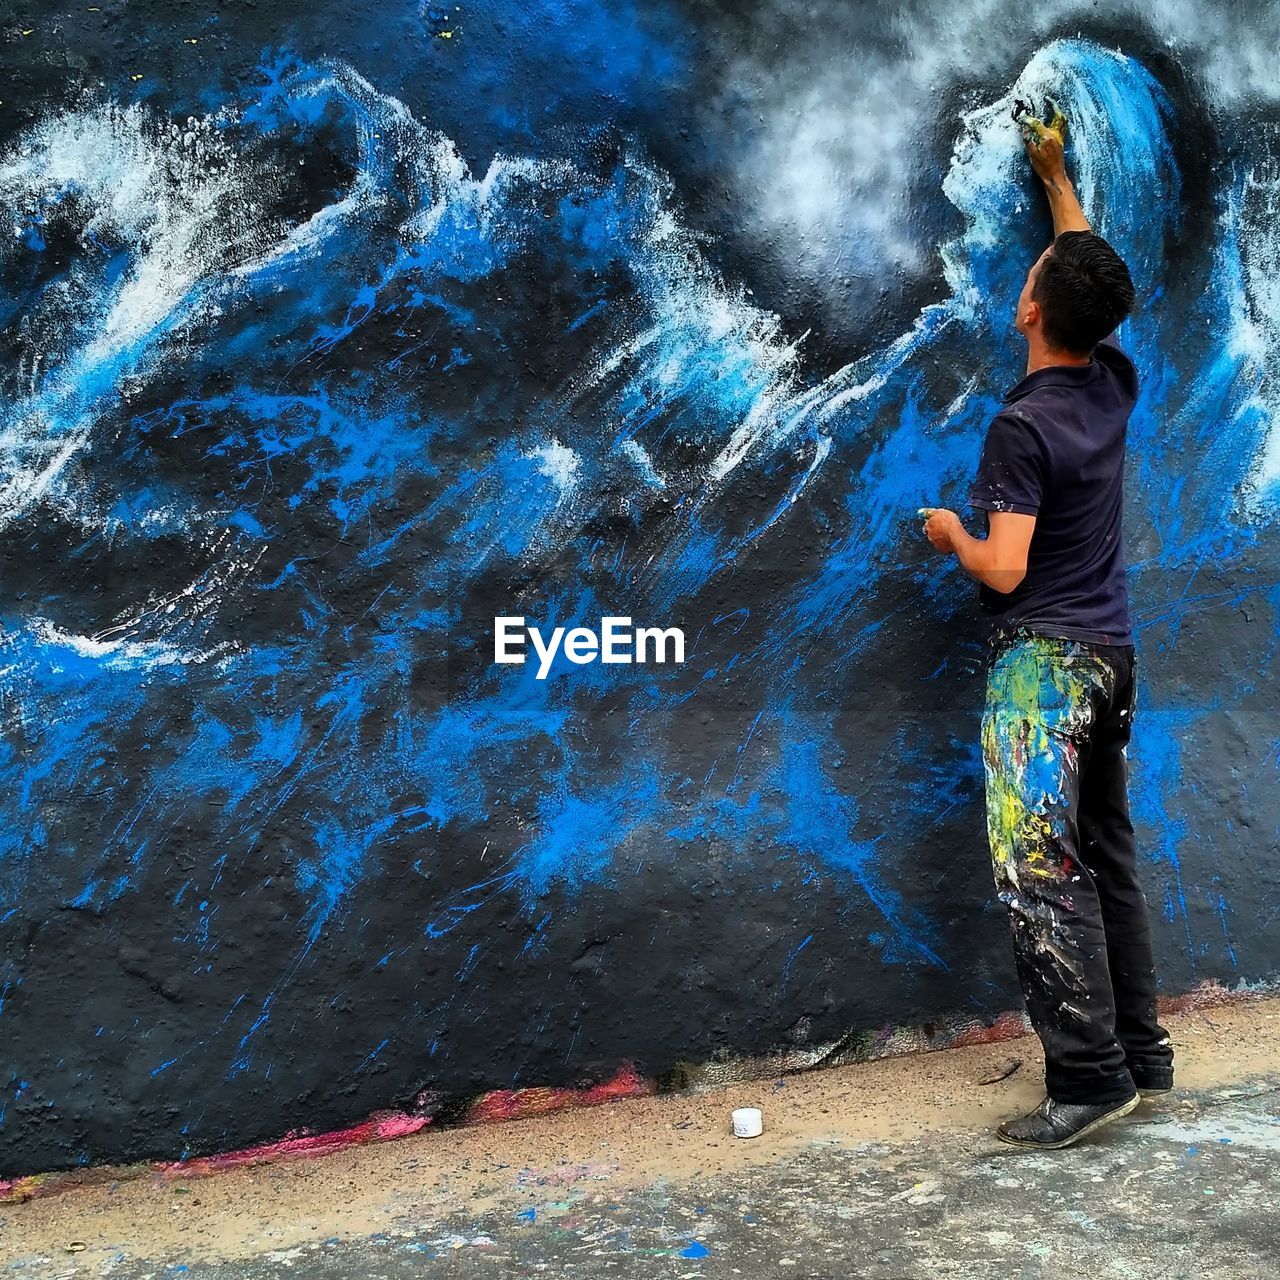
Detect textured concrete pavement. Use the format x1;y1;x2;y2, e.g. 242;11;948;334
9;1083;1280;1280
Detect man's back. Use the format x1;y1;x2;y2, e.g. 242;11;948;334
969;339;1138;646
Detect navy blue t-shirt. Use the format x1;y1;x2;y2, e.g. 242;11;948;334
968;339;1137;646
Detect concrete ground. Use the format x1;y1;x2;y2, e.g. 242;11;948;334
3;998;1278;1280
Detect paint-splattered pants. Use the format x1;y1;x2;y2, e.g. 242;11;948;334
982;634;1173;1105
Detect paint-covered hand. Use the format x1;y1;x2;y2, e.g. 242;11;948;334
1022;99;1069;186
919;507;961;553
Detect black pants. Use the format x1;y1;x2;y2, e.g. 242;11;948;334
981;633;1174;1104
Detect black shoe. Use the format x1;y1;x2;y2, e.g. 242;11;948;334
997;1093;1140;1149
1130;1067;1174;1098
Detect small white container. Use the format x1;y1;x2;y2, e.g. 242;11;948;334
732;1106;763;1139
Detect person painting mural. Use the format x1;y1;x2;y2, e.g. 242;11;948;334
919;104;1175;1149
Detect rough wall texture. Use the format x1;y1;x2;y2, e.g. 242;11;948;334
1;1;1278;1176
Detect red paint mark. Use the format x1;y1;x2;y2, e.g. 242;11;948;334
461;1064;653;1126
158;1110;433;1179
948;1009;1030;1049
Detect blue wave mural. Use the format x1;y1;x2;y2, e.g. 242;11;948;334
1;0;1278;1172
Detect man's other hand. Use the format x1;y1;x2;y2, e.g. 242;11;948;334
921;508;961;553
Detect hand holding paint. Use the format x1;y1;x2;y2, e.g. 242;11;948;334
919;507;959;553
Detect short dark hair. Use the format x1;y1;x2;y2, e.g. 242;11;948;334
1032;230;1136;354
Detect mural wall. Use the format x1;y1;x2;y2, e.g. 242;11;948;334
2;0;1278;1175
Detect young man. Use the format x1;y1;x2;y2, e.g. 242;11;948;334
920;111;1174;1149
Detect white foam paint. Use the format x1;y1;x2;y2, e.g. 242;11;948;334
2;44;1276;617
0;102;265;529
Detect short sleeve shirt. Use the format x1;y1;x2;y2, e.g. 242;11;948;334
969;339;1138;646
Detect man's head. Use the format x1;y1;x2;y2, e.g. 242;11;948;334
1015;230;1136;355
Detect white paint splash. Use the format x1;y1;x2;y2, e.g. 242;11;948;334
0;102;272;528
0;534;256;717
27;619;206;671
619;438;667;490
527;438;582;498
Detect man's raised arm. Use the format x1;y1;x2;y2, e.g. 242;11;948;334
1022;102;1091;236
